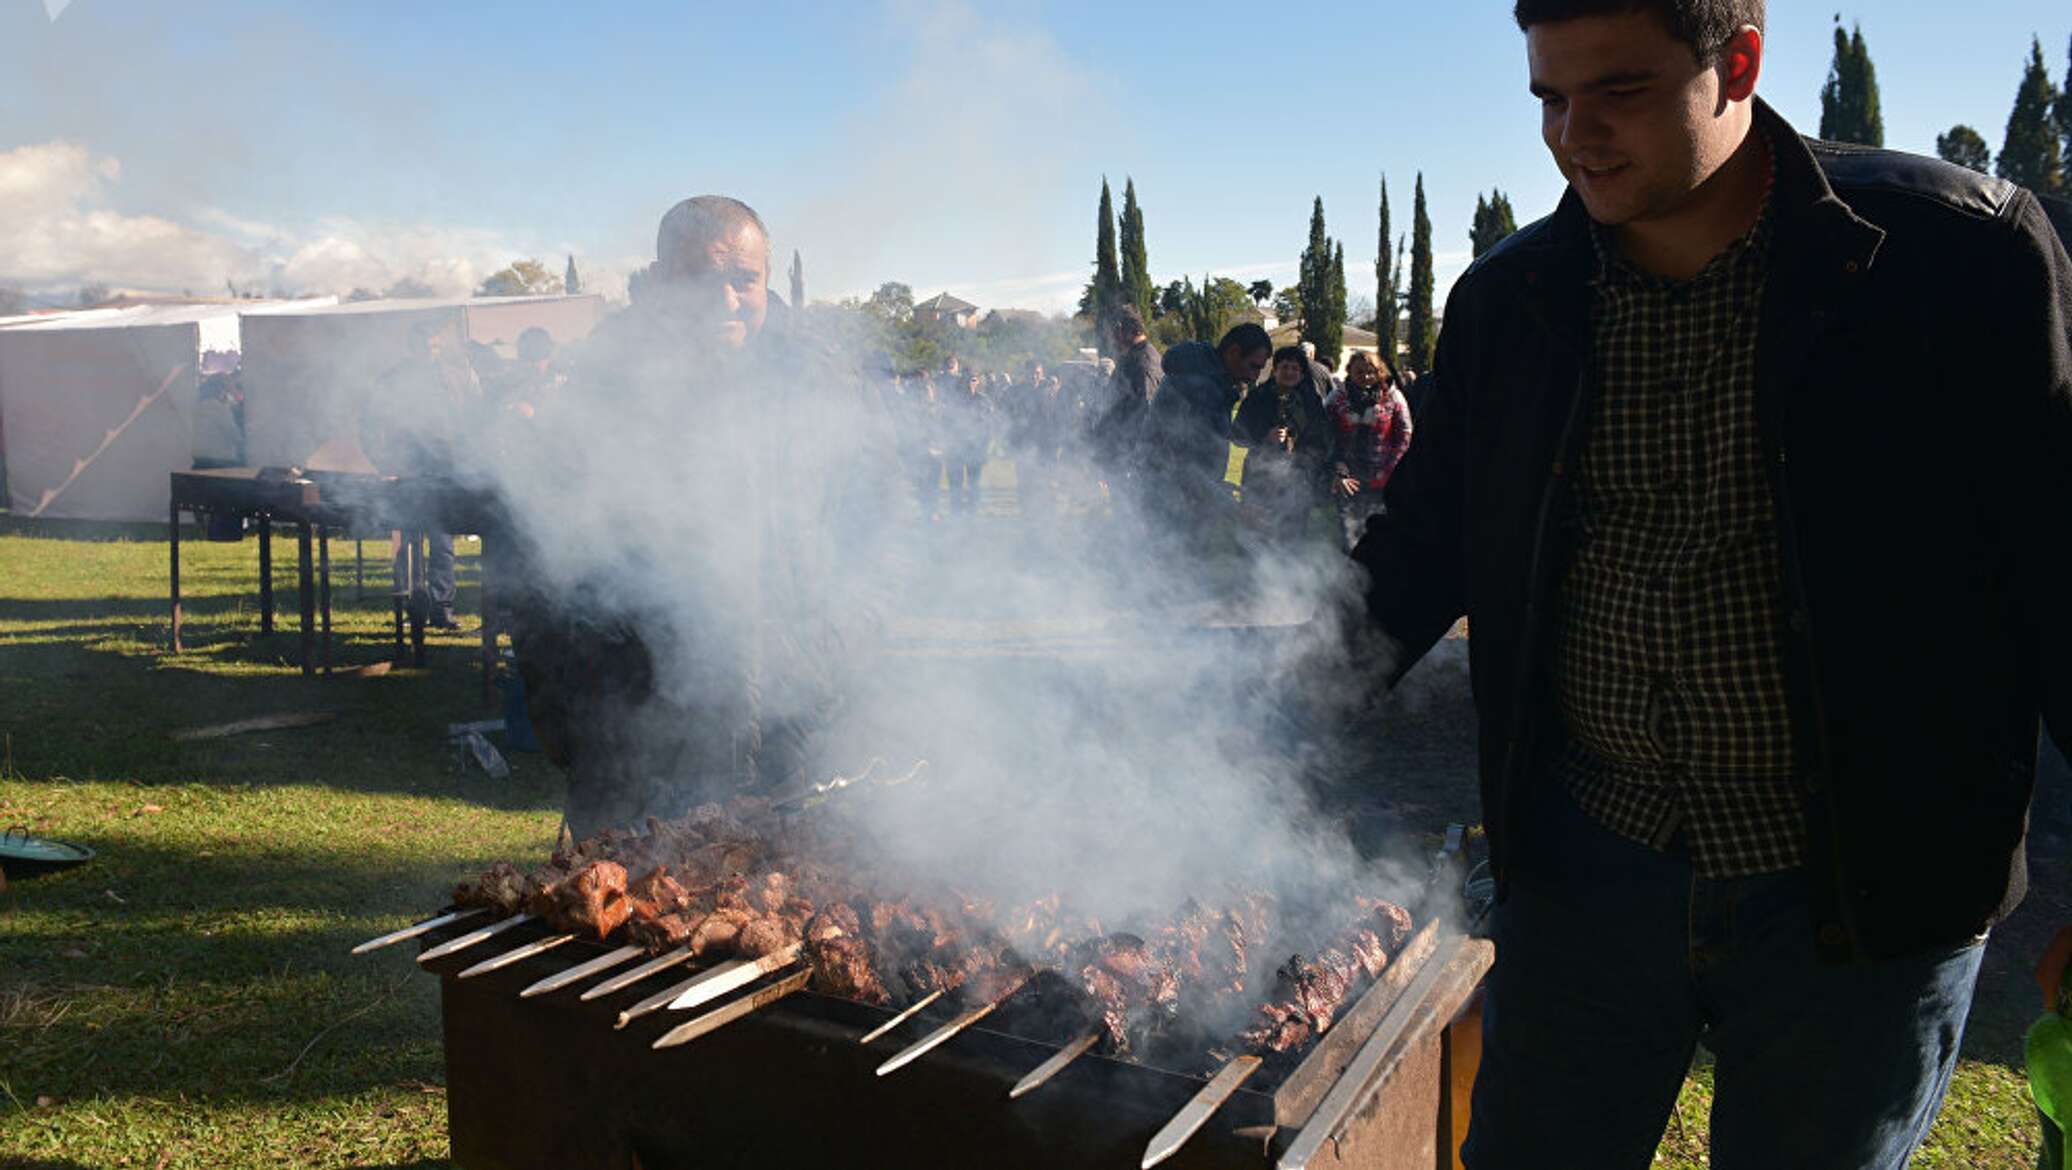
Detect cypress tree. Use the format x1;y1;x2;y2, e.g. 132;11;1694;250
563;254;581;295
1469;189;1518;258
1818;21;1882;146
1406;175;1435;376
1999;38;2066;194
2057;34;2072;189
1375;175;1396;372
1119;179;1155;326
1297;196;1330;351
1850;26;1884;147
1079;178;1124;343
1819;23;1855;142
1318;240;1346;370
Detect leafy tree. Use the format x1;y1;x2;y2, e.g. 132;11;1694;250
477;259;561;297
864;281;915;324
1405;174;1436;376
1191;276;1256;345
1469;189;1519;259
1818;20;1884;146
1999;37;2065;194
1078;178;1123;347
1158;279;1189;319
0;287;25;316
345;287;380;303
385;275;436;299
1935;125;1992;173
1118;179;1155;325
76;283;110;307
1248;279;1274;307
1374;175;1396;374
564;255;582;295
1270;287;1300;325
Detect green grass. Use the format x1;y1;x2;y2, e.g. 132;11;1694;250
0;507;2050;1168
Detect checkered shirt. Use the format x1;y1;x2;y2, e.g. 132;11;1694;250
1554;195;1806;878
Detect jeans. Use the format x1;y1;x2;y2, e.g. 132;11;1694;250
392;530;457;617
1462;781;1984;1170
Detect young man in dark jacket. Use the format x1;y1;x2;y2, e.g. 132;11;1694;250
1143;322;1270;514
1349;3;2072;1166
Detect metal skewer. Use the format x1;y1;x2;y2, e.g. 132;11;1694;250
520;945;645;998
875;974;1030;1077
664;943;805;1014
350;908;486;955
858;988;944;1045
417;913;534;964
456;932;576;979
1009;1028;1102;1099
580;947;692;1002
650;967;812;1050
1140;1055;1264;1169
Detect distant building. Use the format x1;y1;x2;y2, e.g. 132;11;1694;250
914;291;980;329
979;308;1045;330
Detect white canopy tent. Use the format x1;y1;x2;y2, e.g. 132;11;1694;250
239;294;606;472
0;300;328;521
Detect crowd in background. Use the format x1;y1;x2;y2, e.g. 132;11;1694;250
881;311;1417;552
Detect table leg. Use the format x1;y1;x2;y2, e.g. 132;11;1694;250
259;514;275;635
410;530;428;667
479;536;496;705
169;498;183;653
298;520;315;678
392;535;411;665
320;527;333;678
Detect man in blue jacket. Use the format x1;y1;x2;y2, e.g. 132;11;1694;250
1349;2;2072;1166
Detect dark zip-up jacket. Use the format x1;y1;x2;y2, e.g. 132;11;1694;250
1353;99;2072;962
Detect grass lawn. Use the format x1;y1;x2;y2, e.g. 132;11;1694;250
0;501;2052;1168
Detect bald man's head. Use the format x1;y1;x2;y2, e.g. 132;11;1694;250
653;195;771;348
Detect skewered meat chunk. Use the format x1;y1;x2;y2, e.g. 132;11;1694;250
627;911;697;951
453;861;528;915
810;935;890;1004
806;903;862;944
627;866;692;915
1075;933;1180;1053
736;915;801;958
552;860;632;940
689;908;753;958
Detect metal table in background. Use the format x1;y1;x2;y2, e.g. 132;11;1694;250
167;467;503;698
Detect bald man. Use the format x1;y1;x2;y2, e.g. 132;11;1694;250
507;195;901;839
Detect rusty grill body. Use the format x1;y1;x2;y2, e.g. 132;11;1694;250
418;916;1490;1170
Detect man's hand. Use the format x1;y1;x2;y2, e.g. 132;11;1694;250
1336;477;1362;499
2038;925;2072;1011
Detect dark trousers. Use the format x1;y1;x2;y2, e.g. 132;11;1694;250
392;531;457;616
1463;782;1984;1170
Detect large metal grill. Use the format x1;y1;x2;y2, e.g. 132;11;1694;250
398;901;1489;1170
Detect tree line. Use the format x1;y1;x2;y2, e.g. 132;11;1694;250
1826;18;2071;196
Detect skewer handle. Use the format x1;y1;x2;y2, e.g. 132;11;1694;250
651;968;812;1050
858;987;944;1045
520;945;645;998
350;908;485;955
1009;1029;1102;1099
417;913;534;963
1140;1055;1262;1169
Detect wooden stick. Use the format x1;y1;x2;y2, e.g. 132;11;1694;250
1140;1056;1263;1169
858;988;944;1045
650;968;812;1050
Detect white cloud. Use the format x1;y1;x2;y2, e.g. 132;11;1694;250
0;140;565;300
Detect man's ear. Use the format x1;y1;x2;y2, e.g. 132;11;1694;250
1720;25;1762;103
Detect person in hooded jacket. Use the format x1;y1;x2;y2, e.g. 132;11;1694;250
1232;345;1333;545
1139;322;1272;530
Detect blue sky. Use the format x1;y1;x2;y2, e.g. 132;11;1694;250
2;0;2066;311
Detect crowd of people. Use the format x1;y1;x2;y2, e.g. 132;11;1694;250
877;306;1417;550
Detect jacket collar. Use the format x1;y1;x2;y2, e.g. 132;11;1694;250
1516;96;1885;327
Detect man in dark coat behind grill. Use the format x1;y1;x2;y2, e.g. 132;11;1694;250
504;195;902;839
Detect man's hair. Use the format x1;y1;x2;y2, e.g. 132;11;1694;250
1111;304;1147;336
1217;322;1272;357
656;195;768;263
1512;0;1762;62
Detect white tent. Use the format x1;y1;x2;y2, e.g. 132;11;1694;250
0;300;328;521
239;294;606;472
